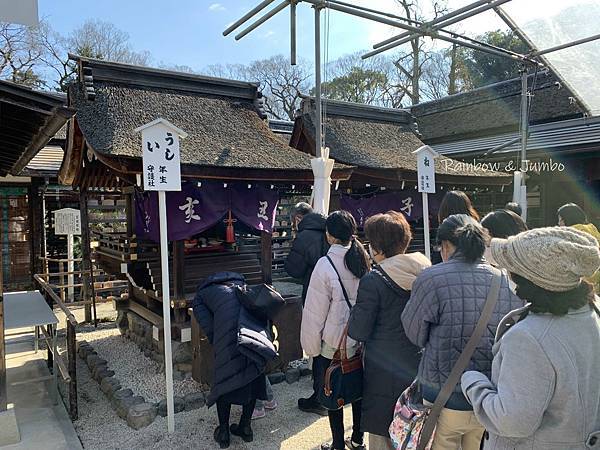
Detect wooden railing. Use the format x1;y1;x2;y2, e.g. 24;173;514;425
37;257;128;305
33;274;78;420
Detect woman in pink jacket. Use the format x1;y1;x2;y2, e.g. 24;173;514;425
301;210;370;450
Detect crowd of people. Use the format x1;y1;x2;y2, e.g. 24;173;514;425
192;192;600;450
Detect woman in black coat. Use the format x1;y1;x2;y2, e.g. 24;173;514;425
348;212;431;450
192;272;272;449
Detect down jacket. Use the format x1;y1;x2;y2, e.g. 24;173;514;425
192;272;273;407
401;257;523;410
301;244;359;357
284;213;329;302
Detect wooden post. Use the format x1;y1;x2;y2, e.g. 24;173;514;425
28;182;43;278
125;190;135;306
0;295;6;412
66;321;77;420
60;261;66;302
261;231;273;285
46;324;53;370
79;190;92;323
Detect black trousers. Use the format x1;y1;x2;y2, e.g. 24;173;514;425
313;355;364;450
216;398;257;430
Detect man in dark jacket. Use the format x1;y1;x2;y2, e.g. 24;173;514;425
284;202;329;417
284;203;329;302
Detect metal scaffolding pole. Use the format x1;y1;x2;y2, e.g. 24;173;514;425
374;0;496;49
370;0;513;56
314;3;323;158
290;0;297;65
235;0;291;40
223;0;276;36
532;33;600;57
520;69;529;172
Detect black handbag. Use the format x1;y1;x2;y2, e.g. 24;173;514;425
235;284;285;322
318;256;363;411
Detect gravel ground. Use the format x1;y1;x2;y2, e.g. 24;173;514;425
72;304;358;449
77;322;200;402
75;360;357;450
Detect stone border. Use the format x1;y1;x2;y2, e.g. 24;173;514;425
77;341;206;430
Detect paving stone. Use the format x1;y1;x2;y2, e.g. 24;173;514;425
127;403;157;430
96;369;115;382
100;377;121;395
117;396;144;419
111;388;133;409
174;396;185;413
299;363;312;377
157;396;185;416
86;354;100;368
184;392;206;411
285;368;301;384
268;372;286;385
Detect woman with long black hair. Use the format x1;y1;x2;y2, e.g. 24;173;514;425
301;210;370;450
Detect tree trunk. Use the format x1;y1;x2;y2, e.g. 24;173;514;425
448;44;458;95
411;37;420;104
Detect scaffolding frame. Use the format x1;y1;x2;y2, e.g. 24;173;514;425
224;0;600;213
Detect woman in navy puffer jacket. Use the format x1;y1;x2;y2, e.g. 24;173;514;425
193;272;275;449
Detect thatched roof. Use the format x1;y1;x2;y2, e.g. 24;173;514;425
294;97;507;179
410;71;585;144
68;57;333;173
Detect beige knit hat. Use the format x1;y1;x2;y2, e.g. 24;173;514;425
490;226;600;292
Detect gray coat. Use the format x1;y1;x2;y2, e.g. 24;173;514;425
401;257;523;409
462;303;600;450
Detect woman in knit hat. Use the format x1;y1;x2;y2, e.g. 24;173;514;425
462;226;600;450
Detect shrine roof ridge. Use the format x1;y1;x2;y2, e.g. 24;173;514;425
409;71;586;143
69;54;260;100
299;96;415;124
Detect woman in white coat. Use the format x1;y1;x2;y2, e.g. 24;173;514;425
301;210;370;450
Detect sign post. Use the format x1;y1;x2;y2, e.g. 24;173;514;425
53;208;82;301
134;118;187;433
413;145;439;261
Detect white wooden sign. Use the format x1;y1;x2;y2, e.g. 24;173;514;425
135;118;186;435
54;208;81;236
135;118;187;192
413;145;439;261
415;145;437;194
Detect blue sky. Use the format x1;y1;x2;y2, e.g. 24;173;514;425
39;0;507;71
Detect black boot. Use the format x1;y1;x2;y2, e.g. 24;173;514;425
298;396;328;416
230;423;254;443
213;426;230;449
